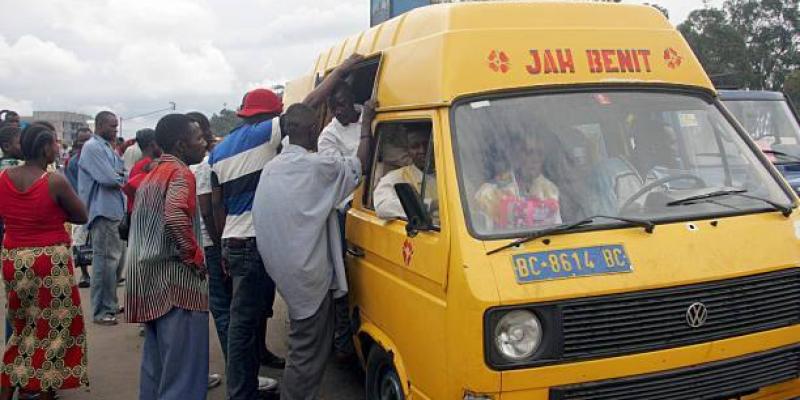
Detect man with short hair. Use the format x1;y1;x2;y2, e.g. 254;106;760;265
66;126;94;288
79;111;126;325
213;55;364;400
316;80;363;359
66;127;93;190
374;127;438;220
254;97;375;400
317;81;362;158
125;113;209;400
209;88;285;398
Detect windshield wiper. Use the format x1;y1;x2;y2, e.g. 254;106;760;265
486;215;655;256
666;189;793;217
761;149;800;163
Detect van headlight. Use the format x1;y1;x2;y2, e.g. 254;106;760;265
493;310;542;361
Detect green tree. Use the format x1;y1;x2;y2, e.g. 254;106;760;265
725;0;800;89
678;0;799;90
785;70;800;106
209;108;241;136
678;7;753;88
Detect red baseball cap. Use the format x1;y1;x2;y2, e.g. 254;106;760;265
237;88;283;118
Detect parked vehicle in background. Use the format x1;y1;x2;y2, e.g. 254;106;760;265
720;90;800;193
286;3;800;399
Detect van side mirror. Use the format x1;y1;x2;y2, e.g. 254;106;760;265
394;183;433;237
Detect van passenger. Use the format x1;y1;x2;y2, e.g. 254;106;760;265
475;135;561;230
374;127;438;221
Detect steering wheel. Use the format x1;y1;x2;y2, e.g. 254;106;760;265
619;173;707;214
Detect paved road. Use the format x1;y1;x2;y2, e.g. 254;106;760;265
0;271;365;400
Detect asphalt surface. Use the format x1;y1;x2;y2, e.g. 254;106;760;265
0;268;365;400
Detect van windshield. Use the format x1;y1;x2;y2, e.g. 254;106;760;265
453;90;793;239
722;99;800;163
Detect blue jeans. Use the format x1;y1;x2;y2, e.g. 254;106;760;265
140;307;209;400
206;245;232;360
224;238;276;400
90;217;123;320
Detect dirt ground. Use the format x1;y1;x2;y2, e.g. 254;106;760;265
0;270;365;400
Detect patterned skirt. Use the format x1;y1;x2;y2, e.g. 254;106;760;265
0;245;88;391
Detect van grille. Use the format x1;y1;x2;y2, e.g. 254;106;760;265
549;345;800;400
559;268;800;361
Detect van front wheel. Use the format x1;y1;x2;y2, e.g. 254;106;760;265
366;346;405;400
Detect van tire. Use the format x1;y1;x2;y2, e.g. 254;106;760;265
365;345;405;400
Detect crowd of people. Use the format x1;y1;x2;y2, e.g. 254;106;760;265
0;53;436;400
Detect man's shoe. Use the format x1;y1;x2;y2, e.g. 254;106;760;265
260;350;286;369
93;315;117;326
257;376;278;392
78;275;90;288
207;373;222;389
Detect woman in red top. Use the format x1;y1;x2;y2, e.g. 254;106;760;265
0;124;89;400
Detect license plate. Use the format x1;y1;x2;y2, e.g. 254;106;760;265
511;245;632;284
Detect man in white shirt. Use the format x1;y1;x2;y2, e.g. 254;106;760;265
317;81;362;157
316;81;363;359
254;100;375;400
374;127;438;221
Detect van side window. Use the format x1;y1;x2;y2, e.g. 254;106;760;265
368;121;439;227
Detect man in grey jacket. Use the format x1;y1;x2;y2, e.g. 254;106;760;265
254;99;375;400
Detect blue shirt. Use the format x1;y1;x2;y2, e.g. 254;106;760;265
78;135;126;227
65;154;80;191
209;118;281;238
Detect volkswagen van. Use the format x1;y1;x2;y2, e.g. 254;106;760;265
720;90;800;193
284;2;800;399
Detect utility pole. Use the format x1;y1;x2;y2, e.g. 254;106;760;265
119;102;176;138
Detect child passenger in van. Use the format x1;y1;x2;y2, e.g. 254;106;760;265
475;135;561;230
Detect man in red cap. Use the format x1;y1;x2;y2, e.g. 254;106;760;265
209;54;362;399
208;88;284;398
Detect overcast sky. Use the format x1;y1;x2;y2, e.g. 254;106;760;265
1;0;722;137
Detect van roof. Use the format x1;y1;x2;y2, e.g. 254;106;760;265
718;90;787;101
287;2;714;109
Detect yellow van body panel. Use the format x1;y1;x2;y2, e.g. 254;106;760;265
288;2;712;111
281;2;800;399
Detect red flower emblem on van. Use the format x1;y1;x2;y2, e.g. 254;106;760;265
402;239;414;267
488;50;510;73
664;47;683;69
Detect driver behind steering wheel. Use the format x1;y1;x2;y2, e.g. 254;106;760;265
588;116;681;215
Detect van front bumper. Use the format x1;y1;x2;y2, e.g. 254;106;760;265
495;325;800;399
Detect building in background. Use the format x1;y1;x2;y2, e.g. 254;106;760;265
20;111;92;145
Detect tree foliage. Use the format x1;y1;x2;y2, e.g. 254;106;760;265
785;70;800;105
678;0;799;91
209;108;241;137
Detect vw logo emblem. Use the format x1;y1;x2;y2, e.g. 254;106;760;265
686;302;708;328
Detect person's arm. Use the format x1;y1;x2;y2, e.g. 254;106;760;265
357;99;377;175
373;171;406;220
199;193;220;248
164;169;205;272
210;171;226;245
49;172;88;224
79;144;124;188
317;125;339;156
302;54;365;110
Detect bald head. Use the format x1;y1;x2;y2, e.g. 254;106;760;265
280;103;319;151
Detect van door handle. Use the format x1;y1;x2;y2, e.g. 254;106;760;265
347;245;365;258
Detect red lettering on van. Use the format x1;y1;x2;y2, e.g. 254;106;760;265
601;50;619;73
638;49;652;72
617;49;634;72
587;49;602;73
556;49;575;73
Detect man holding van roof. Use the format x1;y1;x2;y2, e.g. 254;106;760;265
212;55;364;399
254;94;375;400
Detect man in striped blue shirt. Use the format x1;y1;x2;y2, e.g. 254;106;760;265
211;55;364;399
209;88;284;399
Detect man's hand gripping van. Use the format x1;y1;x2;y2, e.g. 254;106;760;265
284;2;800;399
